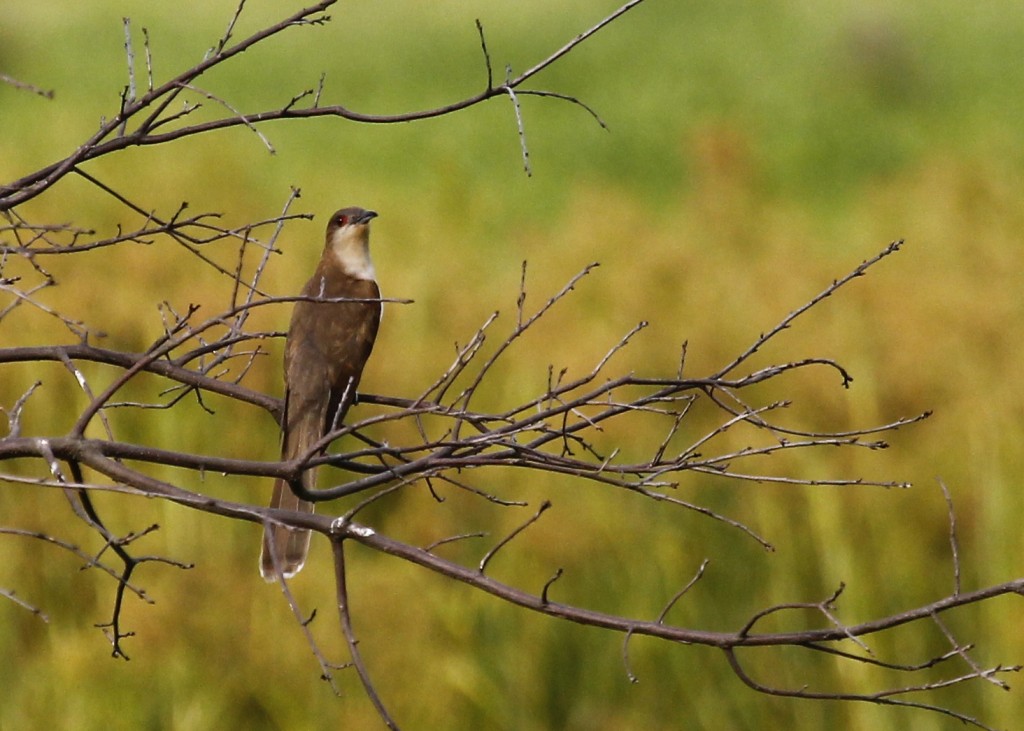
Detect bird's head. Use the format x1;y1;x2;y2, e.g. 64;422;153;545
325;206;378;280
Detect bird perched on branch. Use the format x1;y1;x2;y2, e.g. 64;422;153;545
260;207;382;580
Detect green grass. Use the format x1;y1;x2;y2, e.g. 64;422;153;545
3;1;1024;729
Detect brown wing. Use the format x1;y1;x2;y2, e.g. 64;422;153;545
260;260;380;580
285;264;380;437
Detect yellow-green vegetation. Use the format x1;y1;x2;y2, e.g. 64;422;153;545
2;1;1023;729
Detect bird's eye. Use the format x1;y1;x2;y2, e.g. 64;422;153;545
336;215;349;226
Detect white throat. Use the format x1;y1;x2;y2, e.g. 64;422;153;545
328;227;376;281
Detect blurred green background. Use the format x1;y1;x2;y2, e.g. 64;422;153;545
2;1;1023;729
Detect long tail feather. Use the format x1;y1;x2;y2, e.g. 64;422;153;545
259;406;322;580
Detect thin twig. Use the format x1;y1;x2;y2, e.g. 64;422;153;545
331;538;400;729
478;500;551;574
937;478;961;596
502;73;531;176
0;73;55;99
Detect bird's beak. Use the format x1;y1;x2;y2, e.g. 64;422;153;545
357;210;378;224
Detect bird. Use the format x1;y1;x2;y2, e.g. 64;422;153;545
260;206;382;580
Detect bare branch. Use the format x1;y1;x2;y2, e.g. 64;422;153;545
1;0;646;209
475;19;494;91
712;239;905;380
263;525;341;694
502;72;531;177
0;73;55;99
938;478;962;596
478;500;551;575
332;538;400;729
0;588;49;621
